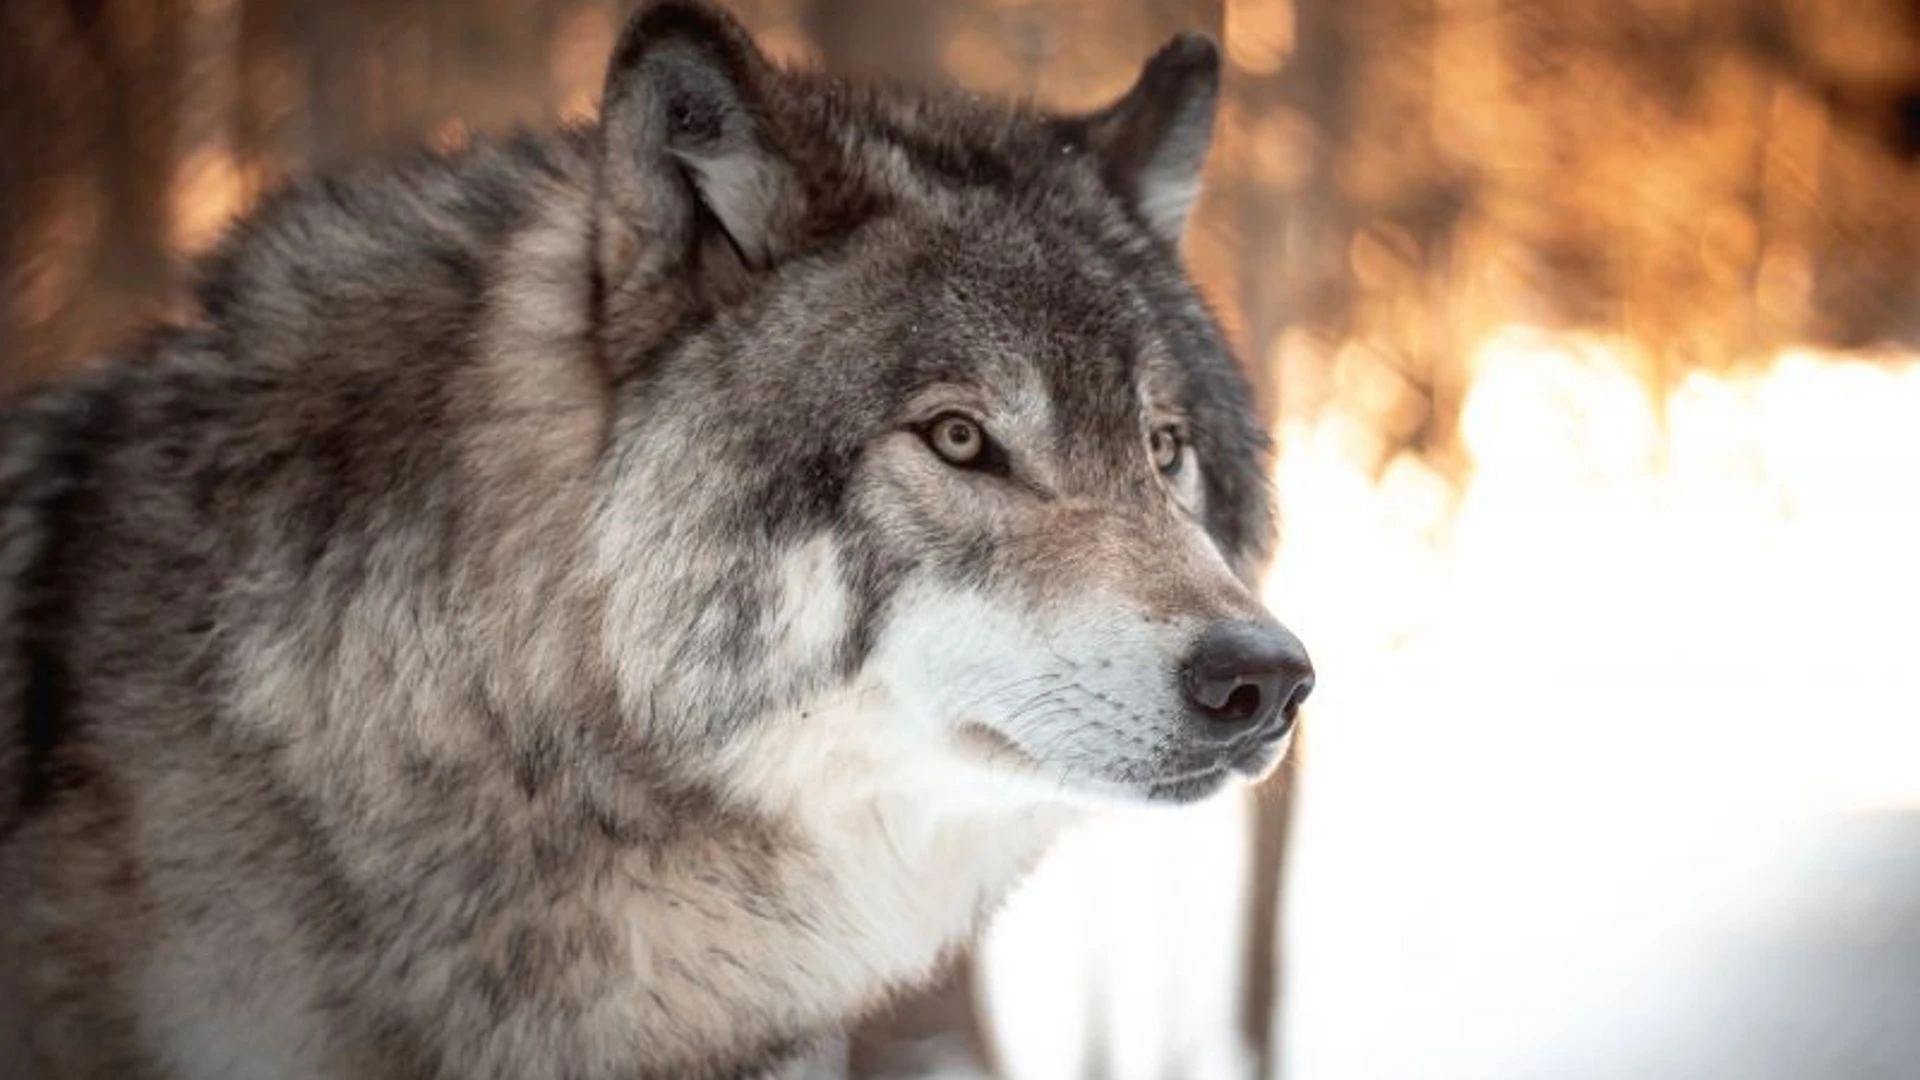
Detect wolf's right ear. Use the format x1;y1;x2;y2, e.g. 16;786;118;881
594;1;801;327
1075;33;1221;246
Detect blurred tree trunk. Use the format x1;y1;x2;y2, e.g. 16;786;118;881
1272;0;1355;371
1;0;102;392
235;0;307;195
1;0;179;395
302;0;379;167
803;0;944;82
87;0;184;314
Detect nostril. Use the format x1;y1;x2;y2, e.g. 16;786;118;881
1218;682;1263;724
1283;673;1315;718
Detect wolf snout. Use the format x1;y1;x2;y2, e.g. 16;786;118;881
1180;619;1314;742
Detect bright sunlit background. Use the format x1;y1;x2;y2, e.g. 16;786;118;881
7;1;1920;1078
1273;332;1920;1079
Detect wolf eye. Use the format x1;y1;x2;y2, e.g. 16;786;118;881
926;413;988;467
1149;425;1185;475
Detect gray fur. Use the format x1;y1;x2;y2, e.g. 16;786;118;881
0;2;1300;1077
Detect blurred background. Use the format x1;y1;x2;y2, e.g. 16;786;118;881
5;0;1920;1077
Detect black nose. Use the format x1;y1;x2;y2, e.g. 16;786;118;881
1181;620;1314;736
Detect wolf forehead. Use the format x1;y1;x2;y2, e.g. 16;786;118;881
740;223;1236;430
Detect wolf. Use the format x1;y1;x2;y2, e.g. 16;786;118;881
0;1;1313;1076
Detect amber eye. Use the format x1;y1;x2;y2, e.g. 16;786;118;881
1149;425;1185;475
926;413;988;467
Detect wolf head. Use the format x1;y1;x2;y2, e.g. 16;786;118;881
591;1;1311;809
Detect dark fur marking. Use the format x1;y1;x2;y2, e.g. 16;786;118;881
16;383;123;814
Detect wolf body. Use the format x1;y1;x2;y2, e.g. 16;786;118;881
0;2;1312;1076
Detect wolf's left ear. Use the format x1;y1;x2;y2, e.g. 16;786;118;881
595;1;801;312
1076;33;1221;245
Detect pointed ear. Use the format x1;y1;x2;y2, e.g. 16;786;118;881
594;1;800;312
1079;33;1221;245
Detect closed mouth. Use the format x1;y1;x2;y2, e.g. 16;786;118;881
1144;734;1291;801
1223;732;1290;780
955;718;1289;801
1142;765;1232;803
